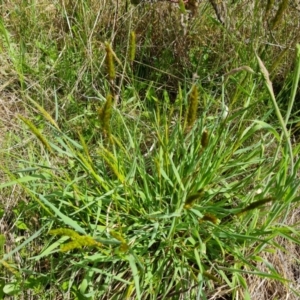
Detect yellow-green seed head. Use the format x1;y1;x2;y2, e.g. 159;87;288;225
18;115;52;153
129;31;136;63
199;214;220;225
201;129;209;148
49;228;102;252
98;94;113;136
105;42;116;81
184;188;205;209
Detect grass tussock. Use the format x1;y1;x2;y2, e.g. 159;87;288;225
0;1;300;299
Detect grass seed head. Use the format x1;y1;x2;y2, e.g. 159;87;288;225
98;94;113;137
105;42;116;81
49;228;102;252
0;260;20;277
18;115;53;153
199;214;220;225
110;231;129;252
129;31;136;63
184;188;205;209
201;129;209;148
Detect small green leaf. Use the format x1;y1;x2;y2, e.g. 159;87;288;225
3;282;21;296
38;195;86;235
16;221;28;230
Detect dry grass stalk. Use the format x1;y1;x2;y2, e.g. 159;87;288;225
264;0;275;21
209;0;227;26
270;0;289;30
184;0;198;17
223;65;255;83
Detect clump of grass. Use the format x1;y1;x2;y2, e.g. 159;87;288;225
6;72;300;298
1;1;300;299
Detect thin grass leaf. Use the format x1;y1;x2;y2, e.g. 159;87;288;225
76;152;109;191
219;267;288;282
169;154;185;191
30;236;69;260
98;147;125;184
236;197;275;215
127;254;141;300
78;132;93;165
256;54;294;170
159;168;174;187
82;267;131;284
285;44;300;124
38;194;86;235
0;175;42;189
2;226;46;261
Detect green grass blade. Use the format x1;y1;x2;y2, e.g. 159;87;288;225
127;254;141;300
38;194;86;235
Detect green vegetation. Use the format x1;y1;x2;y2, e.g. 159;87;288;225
1;1;300;299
